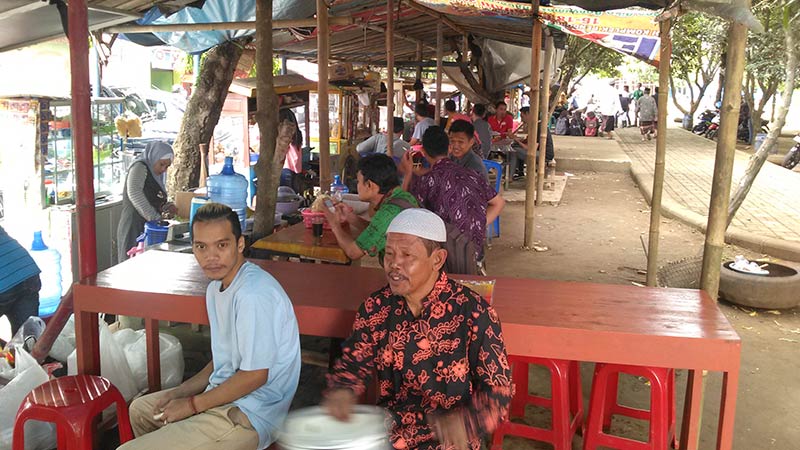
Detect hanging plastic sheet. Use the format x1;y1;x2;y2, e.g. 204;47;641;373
123;0;317;53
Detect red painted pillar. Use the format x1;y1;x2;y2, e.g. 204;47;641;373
68;0;97;280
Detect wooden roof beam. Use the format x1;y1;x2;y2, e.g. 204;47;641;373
363;24;437;53
106;16;352;33
404;0;466;35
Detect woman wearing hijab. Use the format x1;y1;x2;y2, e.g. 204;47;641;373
116;141;175;262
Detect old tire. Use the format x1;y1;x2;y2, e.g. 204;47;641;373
719;261;800;309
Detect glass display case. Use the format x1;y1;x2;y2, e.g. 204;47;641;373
46;98;126;204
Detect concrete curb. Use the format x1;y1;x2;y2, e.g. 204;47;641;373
627;158;800;262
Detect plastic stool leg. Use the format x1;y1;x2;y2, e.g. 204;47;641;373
510;361;529;418
648;372;669;450
550;362;573;450
602;370;619;430
583;365;612;450
115;396;135;443
569;361;583;420
11;414;28;450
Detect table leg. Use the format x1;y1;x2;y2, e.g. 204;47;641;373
145;318;162;392
75;310;100;376
504;161;510;191
679;369;704;450
716;368;740;450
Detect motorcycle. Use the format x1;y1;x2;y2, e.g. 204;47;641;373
783;134;800;170
692;109;717;135
705;114;720;140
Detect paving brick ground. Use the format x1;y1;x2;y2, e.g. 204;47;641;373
614;126;800;245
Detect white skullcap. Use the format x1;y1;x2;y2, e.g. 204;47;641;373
387;208;447;242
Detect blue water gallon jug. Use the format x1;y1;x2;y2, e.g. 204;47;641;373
29;231;62;317
330;175;349;202
207;156;248;231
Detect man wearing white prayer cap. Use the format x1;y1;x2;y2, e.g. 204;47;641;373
325;209;511;450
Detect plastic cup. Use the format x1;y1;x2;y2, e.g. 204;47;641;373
311;216;324;237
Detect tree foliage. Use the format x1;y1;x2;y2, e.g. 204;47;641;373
744;0;790;124
728;0;800;226
548;35;624;113
556;35;624;93
669;12;727;118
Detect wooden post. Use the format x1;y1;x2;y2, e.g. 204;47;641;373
435;22;443;121
252;0;280;240
69;0;97;280
386;0;395;156
524;6;542;248
415;42;423;103
316;0;332;189
646;18;673;287
700;15;750;300
536;31;553;206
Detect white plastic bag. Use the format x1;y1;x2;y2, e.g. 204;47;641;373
48;314;75;363
117;330;184;392
0;348;57;450
67;325;184;396
67;322;138;401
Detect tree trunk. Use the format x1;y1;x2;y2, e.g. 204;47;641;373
252;0;279;240
167;38;248;196
727;25;798;228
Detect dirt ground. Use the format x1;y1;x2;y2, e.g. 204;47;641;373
483;172;800;450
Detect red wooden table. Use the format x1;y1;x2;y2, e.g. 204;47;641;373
73;251;740;450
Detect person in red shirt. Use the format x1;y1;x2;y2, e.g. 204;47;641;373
488;101;514;139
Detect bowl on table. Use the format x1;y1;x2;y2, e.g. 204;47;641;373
341;193;370;215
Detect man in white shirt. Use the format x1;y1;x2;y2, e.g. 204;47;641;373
409;103;436;147
356;117;410;158
118;203;301;450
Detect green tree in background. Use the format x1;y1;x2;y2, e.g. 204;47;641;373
744;0;790;126
669;12;727;126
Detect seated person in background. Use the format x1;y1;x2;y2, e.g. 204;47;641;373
442;99;472;131
488;101;514;139
401;126;505;261
118;203;301;450
512;107;555;177
448;119;488;180
356;117;410;159
409;103;436;147
555;110;570;135
323;154;418;263
584;111;599;137
0;225;41;337
471;104;493;158
569;111;585;136
324;208;511;450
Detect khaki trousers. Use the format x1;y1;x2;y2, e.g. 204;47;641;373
117;389;260;450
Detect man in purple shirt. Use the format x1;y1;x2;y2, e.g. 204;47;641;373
401;126;505;259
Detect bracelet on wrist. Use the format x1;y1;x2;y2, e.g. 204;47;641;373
189;395;199;415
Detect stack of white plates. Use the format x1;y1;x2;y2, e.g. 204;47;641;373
277;406;390;450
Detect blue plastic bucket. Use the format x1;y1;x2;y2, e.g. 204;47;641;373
144;221;169;246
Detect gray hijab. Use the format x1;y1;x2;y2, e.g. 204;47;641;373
133;141;174;192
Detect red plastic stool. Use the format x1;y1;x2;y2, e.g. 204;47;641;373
13;375;134;450
491;357;583;450
583;364;677;450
